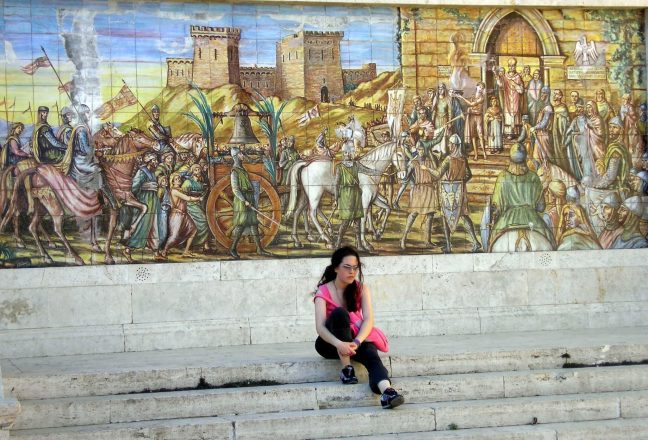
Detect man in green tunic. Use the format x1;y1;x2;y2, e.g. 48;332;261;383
490;142;554;251
230;146;271;259
588;117;632;193
333;142;382;251
181;163;210;253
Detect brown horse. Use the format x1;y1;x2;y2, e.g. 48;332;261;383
0;129;155;265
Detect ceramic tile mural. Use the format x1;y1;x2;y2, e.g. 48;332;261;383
0;1;646;267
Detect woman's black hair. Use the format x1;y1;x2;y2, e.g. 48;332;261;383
317;246;364;312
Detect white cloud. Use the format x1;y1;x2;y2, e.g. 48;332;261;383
156;37;193;56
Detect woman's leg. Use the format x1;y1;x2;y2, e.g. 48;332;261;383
315;307;353;366
351;342;390;394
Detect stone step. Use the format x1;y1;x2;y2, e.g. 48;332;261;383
13;365;648;430
336;417;648;439
11;391;648;440
5;328;648;401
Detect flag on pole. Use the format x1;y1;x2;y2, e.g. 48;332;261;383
22;103;31;114
94;84;138;120
58;81;73;94
298;105;320;126
21;56;51;75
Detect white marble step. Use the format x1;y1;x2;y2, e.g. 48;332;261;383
4;327;648;400
13;365;648;430
335;417;648;439
11;391;648;440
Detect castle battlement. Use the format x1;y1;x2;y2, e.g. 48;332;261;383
166;58;193;64
190;25;241;39
284;30;345;41
240;66;276;73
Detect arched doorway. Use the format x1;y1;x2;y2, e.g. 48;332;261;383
484;12;544;139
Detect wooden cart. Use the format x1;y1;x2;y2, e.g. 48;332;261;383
205;155;282;252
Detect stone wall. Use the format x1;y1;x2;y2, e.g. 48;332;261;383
240;67;276;97
190;26;241;89
166;58;193;88
1;249;646;359
343;63;377;92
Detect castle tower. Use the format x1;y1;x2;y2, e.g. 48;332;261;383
190;26;241;89
276;31;344;102
166;58;193;88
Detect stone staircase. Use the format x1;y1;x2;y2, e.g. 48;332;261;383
466;150;509;206
3;327;648;439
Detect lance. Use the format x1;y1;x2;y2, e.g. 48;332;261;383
3;96;9;136
248;204;289;231
40;46;80;117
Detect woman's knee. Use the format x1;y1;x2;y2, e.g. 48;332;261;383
329;307;350;325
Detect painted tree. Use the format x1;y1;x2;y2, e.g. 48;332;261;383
251;90;289;186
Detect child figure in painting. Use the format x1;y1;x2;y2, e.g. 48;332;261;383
314;246;404;409
485;96;503;153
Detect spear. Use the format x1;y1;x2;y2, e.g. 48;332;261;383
40;46;80;116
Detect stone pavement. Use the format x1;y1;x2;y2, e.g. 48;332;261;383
2;326;648;439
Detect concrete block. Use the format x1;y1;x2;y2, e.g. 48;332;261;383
231;404;436;440
131;279;297;323
10;417;234;440
124;261;221;285
423;271;528;310
378;309;481;338
0;325;124;359
587;302;648;328
433;253;474;273
479;305;589;333
339;425;557;440
526;268;600;306
124;319;250;352
108;386;318;424
504;366;648;398
598;267;648;302
249;316;315;344
362;254;434;276
434;394;619;430
368;274;423;312
14;396;112;430
620;390;648;418
0;285;131;330
473;252;535;272
555;248;647;270
221;257;327;281
554;418;648;440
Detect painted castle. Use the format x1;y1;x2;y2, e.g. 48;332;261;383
166;26;377;101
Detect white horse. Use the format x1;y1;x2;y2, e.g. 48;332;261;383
285;140;397;250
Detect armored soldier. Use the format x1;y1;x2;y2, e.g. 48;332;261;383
32;106;68;165
56;106;76;144
421;134;481;253
278;135;300;186
229;146;271;259
147;104;172;153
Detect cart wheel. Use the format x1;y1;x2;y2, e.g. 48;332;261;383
206;172;281;252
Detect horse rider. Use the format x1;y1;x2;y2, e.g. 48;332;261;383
32;105;68;165
147;104;172;154
57;106;76;144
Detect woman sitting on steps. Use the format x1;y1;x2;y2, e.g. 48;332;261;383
313;246;404;409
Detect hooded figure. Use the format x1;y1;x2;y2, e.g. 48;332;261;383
612;196;648;249
597;192;624;249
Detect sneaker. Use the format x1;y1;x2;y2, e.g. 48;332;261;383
339;365;358;384
380;387;405;409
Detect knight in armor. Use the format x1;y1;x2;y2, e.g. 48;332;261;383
1;122;31;168
69;104;118;209
229;146;271;259
147;104;172;153
421;134;481;253
57;106;76;144
32;106;68;164
311;127;340;159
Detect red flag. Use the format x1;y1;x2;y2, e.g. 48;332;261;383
58;81;73;94
94;85;138;120
21;56;51;75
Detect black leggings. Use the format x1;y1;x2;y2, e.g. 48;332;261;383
315;307;389;394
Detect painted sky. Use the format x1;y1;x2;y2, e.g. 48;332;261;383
0;1;399;69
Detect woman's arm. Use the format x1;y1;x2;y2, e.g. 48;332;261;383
314;296;356;356
171;188;201;202
353;285;375;344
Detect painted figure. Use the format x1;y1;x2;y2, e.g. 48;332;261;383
530;87;553;167
585;100;606;165
611;196;648;249
568;91;581;119
552;90;570;172
564;99;595;181
1;122;31;167
147;104;172;153
556;203;601;250
421;134;481;253
56;107;75;144
485;97;503;153
160;173;203;258
526;69;543;125
494;58;525;138
452;83;486;160
32;106;68;165
181;163;209;252
229;145;270;259
620;93;645;163
588;117;632;192
597;192;624;249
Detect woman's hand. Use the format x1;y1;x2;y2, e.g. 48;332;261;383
336;341;357;357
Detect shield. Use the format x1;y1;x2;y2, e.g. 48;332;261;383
480;195;492;250
584;186;618;235
439;180;463;232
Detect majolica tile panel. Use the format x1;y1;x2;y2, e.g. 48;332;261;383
0;1;645;267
